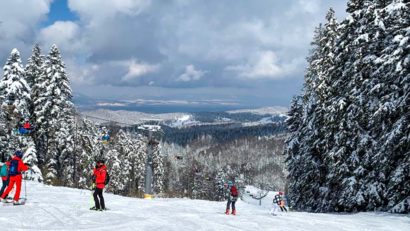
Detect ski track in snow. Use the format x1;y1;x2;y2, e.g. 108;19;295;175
0;182;409;231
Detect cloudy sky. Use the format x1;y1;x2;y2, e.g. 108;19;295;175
0;0;348;107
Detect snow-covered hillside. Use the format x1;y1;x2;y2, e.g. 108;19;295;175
81;107;288;128
82;109;187;125
1;182;409;231
227;106;288;116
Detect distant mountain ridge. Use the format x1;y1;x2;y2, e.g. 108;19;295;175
80;106;288;128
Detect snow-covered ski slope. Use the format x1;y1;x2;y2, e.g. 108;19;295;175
0;182;409;231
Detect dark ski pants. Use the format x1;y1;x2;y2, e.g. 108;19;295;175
280;206;287;212
0;177;9;198
93;188;105;209
226;199;236;211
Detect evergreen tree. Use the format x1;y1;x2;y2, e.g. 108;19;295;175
0;49;31;158
373;0;410;213
286;0;409;213
152;141;164;194
0;49;31;122
22;139;43;182
33;44;74;184
26;44;44;101
75;118;102;188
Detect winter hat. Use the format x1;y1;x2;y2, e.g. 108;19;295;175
227;181;233;186
97;157;105;164
15;150;23;158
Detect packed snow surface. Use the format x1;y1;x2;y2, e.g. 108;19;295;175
0;182;409;231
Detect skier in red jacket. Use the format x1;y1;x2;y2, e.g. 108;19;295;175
0;151;29;204
90;159;109;211
226;181;239;215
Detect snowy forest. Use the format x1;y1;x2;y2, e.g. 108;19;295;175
286;0;409;213
0;44;287;201
160;123;287;200
0;45;164;197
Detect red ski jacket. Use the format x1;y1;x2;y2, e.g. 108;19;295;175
93;165;107;189
23;122;31;129
1;161;10;181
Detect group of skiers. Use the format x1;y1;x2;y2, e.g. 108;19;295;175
0;150;109;210
0;151;30;205
225;182;288;216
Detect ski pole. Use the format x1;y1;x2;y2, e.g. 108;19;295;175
24;175;27;200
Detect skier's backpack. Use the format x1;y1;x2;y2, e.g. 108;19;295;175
8;160;19;176
231;186;238;197
0;164;8;177
104;171;110;185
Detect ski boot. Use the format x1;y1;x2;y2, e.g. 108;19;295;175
90;206;99;211
225;209;230;215
232;209;236;215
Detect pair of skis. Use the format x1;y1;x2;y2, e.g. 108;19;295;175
2;198;26;206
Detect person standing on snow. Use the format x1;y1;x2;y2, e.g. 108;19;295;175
90;159;110;211
0;151;29;205
0;158;11;198
274;191;287;212
225;181;239;215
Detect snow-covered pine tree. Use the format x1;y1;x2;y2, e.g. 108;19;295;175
33;44;74;185
285;96;305;209
0;49;31;160
286;22;332;212
287;0;409;213
26;44;47;168
215;168;228;201
332;0;379;212
22;139;43;182
106;148;123;193
111;130;133;194
0;49;31;116
372;0;410;213
152;140;164;194
25;44;44;103
75;118;102;188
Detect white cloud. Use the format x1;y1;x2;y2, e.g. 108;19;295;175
226;51;302;79
68;62;100;85
177;65;205;82
298;0;321;14
39;21;81;51
68;0;151;20
0;0;52;60
0;0;51;38
117;59;159;81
